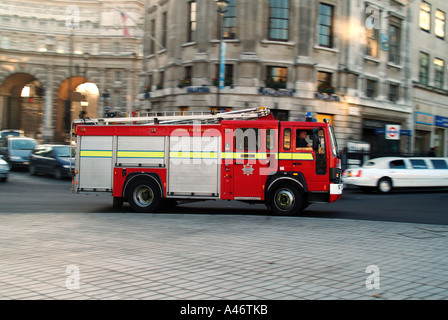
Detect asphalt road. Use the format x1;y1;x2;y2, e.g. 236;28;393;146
1;170;447;225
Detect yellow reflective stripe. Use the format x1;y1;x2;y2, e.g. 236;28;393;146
169;151;218;159
80;150;113;158
117;151;164;158
279;153;314;160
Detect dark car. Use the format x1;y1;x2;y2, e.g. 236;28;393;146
30;144;75;179
0;136;38;169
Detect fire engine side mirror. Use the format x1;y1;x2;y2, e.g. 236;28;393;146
310;128;320;152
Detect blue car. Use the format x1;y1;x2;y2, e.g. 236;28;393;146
0;136;38;169
29;144;75;179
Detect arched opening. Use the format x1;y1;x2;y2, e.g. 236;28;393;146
0;73;44;140
56;77;99;142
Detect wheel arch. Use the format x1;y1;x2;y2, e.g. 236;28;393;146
265;173;307;200
122;173;164;199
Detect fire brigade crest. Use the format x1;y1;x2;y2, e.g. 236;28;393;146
242;164;254;176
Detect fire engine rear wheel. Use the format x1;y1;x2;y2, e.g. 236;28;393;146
269;184;303;216
127;178;161;213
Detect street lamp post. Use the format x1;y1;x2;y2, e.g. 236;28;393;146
214;0;228;110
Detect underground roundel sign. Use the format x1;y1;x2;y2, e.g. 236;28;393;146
385;124;401;140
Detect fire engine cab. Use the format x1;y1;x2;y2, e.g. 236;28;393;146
72;107;342;216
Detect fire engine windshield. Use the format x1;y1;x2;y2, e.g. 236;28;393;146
329;125;338;157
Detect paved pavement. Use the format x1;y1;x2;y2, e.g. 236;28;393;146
0;211;447;304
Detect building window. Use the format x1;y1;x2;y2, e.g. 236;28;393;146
389;23;401;64
434;58;444;89
150;19;156;54
266;66;287;89
158;71;164;89
179;66;193;87
187;1;197;42
388;84;399;102
214;64;234;87
419;52;429;85
318;3;334;48
420;1;431;32
435;10;445;39
366;79;377;98
161;12;168;49
365;5;379;59
317;71;334;94
223;0;237;39
268;0;289;41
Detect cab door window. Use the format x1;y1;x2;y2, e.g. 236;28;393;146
283;128;291;150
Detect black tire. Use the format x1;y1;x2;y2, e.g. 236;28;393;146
268;184;303;216
126;178;161;213
377;177;392;193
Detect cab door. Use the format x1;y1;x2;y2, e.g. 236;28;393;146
279;123;329;192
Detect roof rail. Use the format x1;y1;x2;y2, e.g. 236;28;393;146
72;107;270;126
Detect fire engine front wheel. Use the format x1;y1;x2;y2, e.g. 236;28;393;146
269;184;303;216
127;178;161;213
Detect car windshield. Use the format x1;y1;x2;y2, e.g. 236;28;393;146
11;139;37;150
53;146;74;157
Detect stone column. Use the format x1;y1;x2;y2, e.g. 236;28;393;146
43;65;54;142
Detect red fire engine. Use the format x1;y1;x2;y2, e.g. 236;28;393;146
72;107;343;216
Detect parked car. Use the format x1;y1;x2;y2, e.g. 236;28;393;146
0;129;24;142
0;136;38;169
342;157;448;193
0;155;10;181
29;144;75;179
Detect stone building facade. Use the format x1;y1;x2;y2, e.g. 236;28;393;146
140;0;422;154
0;0;144;142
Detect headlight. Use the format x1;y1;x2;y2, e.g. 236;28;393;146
10;156;22;161
63;165;71;169
0;164;9;170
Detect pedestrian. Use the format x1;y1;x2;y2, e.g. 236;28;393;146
427;147;437;157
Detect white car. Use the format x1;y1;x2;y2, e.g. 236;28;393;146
0;156;10;181
342;157;448;193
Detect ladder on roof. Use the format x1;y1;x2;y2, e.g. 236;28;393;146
72;107;271;126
